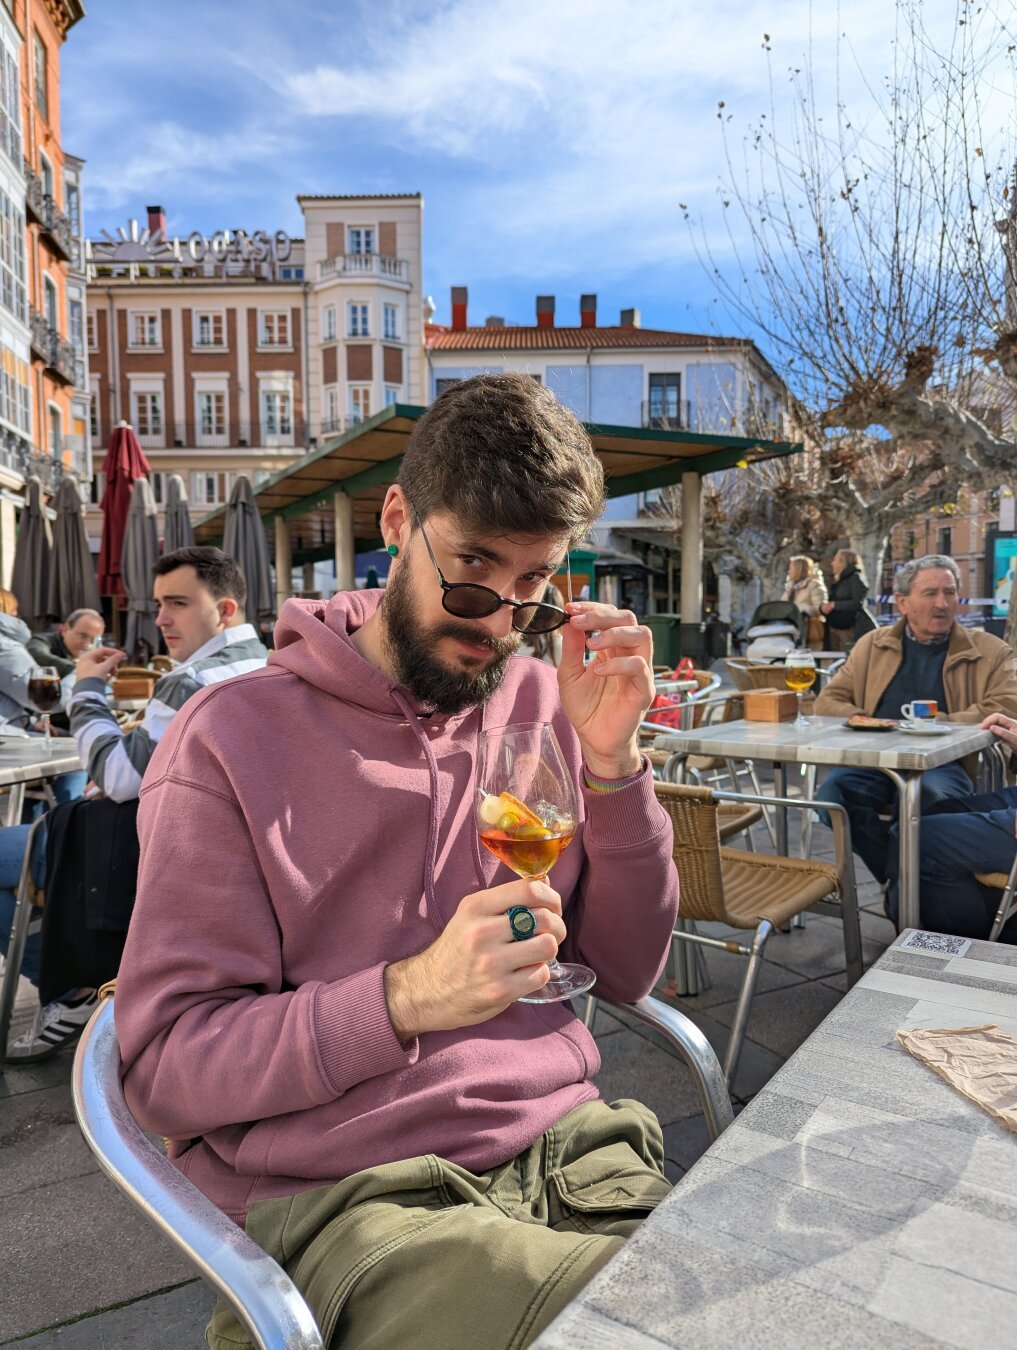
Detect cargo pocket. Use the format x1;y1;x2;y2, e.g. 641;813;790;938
549;1155;671;1236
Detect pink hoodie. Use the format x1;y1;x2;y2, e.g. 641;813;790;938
115;590;679;1224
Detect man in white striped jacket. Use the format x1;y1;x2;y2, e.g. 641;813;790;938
7;548;269;1059
71;547;269;802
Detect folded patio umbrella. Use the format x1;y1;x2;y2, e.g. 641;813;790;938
121;476;160;662
10;477;54;632
98;422;151;597
47;476;101;621
163;474;195;553
223;475;274;623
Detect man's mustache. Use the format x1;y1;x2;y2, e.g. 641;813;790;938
433;622;520;658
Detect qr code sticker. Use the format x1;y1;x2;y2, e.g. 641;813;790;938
897;930;971;958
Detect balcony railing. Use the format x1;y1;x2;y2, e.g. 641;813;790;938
640;400;692;432
318;253;409;283
23;161;75;259
154;420;311;450
29;307;82;386
0;438;63;491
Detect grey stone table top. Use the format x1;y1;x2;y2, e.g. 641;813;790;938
536;931;1017;1349
654;715;995;773
0;738;81;786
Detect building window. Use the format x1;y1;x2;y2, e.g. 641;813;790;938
192;471;231;506
49;404;61;457
33;32;48;124
262;390;292;436
65;180;80;235
383;304;398;340
258;310;290;346
89;471;106;505
434;377;461;396
86;310;97;349
0;188;26;322
347;302;369;337
322;305;336;342
322;385;340;432
938;526;952;557
347;226;374;255
43;274;58;329
89;392;99;440
349;385;371;424
0;342;30;434
0;48;22;168
132;390;163;438
647;373;682;429
68;296;84;352
384;386;400;407
129;311;161;348
194;311;224;347
279;266;304;280
198;391;226;437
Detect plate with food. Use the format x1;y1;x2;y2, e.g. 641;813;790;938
843;715;899;733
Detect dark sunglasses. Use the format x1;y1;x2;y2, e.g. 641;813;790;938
410;510;571;634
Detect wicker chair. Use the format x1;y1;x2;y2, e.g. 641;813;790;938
974;859;1017;941
654;781;863;1083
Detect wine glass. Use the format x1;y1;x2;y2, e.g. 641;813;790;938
784;649;816;729
27;665;62;738
476;721;595;1003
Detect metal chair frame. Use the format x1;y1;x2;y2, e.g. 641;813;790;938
73;992;732;1349
0;812;49;1059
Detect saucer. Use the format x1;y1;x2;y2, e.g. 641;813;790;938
899;722;953;736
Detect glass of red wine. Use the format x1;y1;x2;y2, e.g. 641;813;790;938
476;721;595;1003
28;665;62;738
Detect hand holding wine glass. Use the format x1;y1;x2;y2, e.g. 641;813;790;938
476;721;595;1002
27;665;62;738
784;649;816;729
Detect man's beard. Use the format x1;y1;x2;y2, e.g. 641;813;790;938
382;564;521;715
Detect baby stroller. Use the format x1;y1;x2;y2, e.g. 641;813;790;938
741;600;808;663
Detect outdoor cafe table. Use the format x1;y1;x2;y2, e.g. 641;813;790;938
536;929;1017;1349
0;737;83;1061
653;716;996;933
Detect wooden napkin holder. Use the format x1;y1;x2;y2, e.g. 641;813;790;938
112;673;157;700
743;689;798;722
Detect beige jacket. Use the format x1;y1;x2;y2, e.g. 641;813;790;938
781;574;828;616
815;619;1017;773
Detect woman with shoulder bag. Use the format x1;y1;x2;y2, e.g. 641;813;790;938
820;549;877;652
781;555;828;650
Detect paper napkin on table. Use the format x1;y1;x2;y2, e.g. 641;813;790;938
897;1024;1017;1134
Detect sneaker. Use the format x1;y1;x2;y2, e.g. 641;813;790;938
7;990;99;1061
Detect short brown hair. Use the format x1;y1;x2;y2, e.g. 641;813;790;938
152;546;246;611
398;373;605;542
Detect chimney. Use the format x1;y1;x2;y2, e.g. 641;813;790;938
580;293;597;328
484;316;505;327
451;286;468;331
536;295;555;329
146;204;167;238
620;307;640;328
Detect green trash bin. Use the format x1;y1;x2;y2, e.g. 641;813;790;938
643;613;681;668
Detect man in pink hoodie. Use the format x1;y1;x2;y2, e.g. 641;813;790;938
115;373;680;1349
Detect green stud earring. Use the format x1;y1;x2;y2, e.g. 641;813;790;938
387;543;399;557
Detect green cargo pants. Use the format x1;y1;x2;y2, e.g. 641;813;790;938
207;1098;670;1350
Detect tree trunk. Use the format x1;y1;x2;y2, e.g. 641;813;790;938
846;519;890;616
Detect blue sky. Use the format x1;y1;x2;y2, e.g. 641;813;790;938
62;0;1004;345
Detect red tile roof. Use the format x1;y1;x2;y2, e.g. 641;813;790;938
425;323;748;352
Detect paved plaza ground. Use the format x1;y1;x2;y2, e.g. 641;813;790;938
0;783;895;1349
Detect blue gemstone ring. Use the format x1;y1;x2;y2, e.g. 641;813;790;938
507;905;538;941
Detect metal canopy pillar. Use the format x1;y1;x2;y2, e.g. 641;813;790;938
334;491;355;593
274;516;292;610
680;470;703;623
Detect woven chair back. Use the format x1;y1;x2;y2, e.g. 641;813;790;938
725;659;791;692
653;782;729;923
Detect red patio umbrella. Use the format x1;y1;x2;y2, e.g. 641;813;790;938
98;422;151;596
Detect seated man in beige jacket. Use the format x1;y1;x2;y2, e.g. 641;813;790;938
814;554;1017;886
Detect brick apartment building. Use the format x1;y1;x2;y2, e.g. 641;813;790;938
84;194;425;552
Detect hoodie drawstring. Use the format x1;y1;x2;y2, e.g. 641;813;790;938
390;689;444;935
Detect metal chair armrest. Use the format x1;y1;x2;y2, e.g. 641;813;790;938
72;1000;323;1350
711;789;854;866
599;994;734;1140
